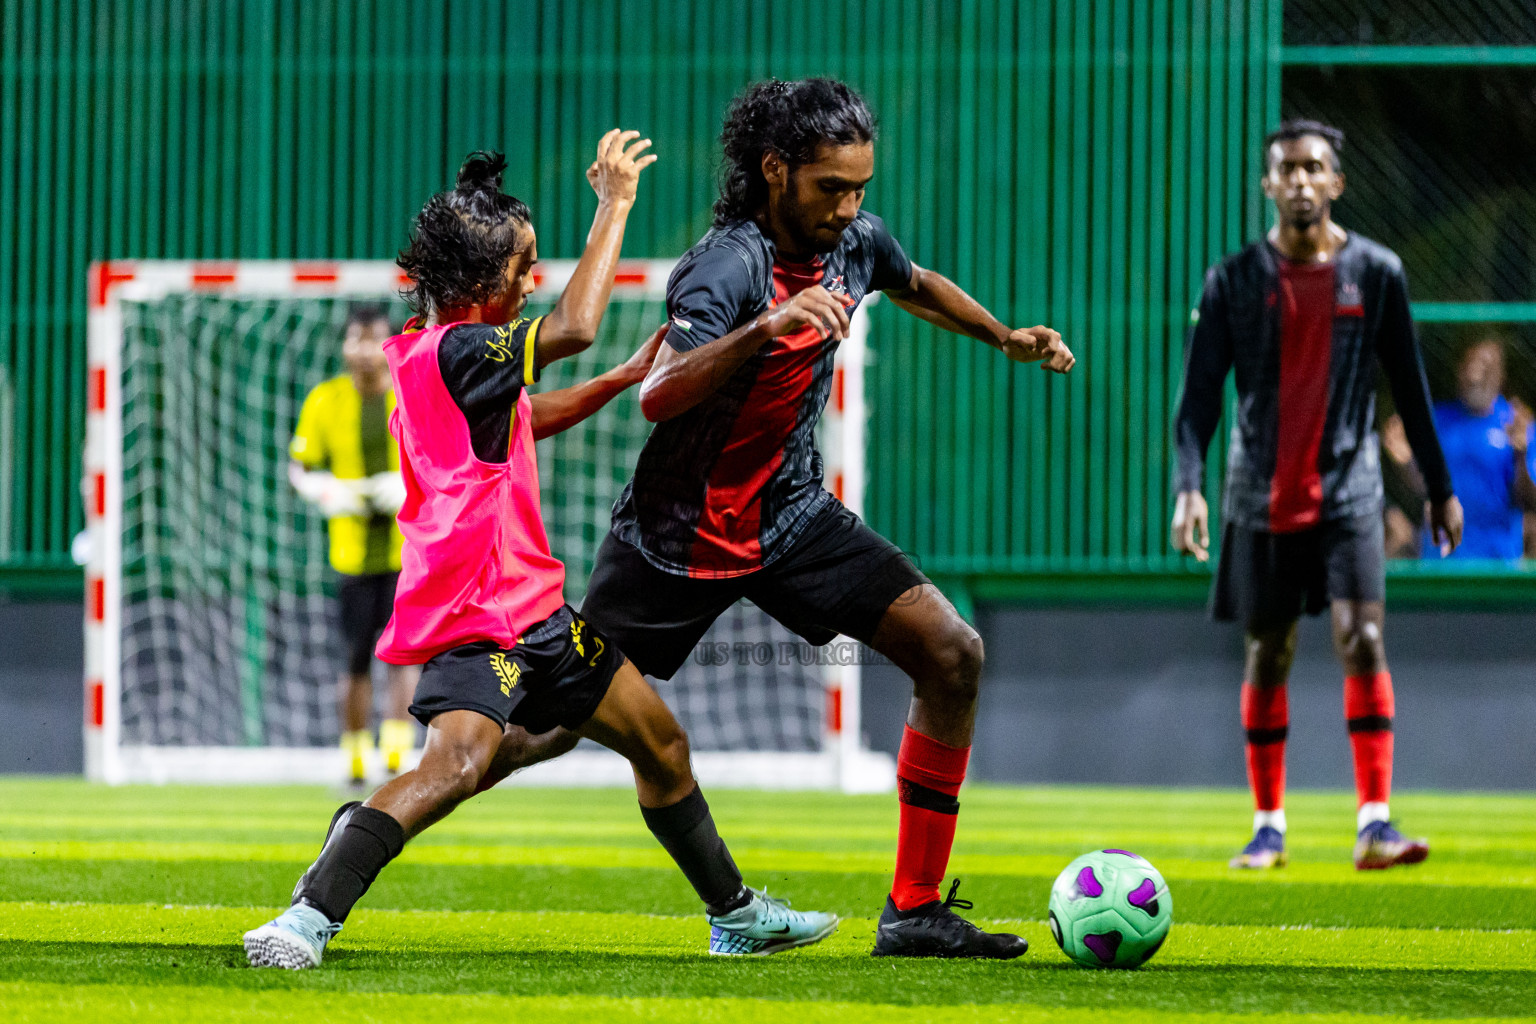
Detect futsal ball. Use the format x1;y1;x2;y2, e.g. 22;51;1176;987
1047;849;1172;968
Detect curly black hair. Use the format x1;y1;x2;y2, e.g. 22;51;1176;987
713;78;877;228
397;151;532;316
1264;119;1345;170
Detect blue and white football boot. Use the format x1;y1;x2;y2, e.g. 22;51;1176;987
1229;825;1288;869
1354;820;1429;870
243;903;342;969
707;888;838;956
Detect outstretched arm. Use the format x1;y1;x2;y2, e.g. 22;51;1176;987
536;129;658;368
886;263;1075;372
531;327;664;440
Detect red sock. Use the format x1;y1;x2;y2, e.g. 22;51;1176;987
1344;672;1394;806
890;725;969;911
1240;682;1288;812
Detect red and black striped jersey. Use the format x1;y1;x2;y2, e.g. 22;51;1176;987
609;211;912;577
1174;233;1453;533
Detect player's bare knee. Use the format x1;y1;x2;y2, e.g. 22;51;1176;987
1334;620;1386;674
421;750;486;807
632;738;693;799
924;623;984;706
651;723;692;783
446;762;485;805
1248;649;1291;687
1245;624;1297;686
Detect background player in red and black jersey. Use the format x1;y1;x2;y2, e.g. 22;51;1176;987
1172;120;1464;872
582;78;1074;959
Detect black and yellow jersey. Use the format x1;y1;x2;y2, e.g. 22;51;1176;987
291;375;403;575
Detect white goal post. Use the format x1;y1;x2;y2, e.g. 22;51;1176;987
84;259;894;792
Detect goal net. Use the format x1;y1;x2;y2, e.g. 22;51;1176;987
84;260;893;791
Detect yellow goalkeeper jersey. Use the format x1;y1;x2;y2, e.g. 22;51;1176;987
290;375;403;576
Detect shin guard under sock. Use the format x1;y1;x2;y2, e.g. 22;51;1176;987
1240;682;1289;815
891;725;970;911
293;803;406;923
640;785;749;916
1344;672;1394;809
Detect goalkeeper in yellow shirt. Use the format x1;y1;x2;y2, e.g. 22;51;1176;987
289;305;419;785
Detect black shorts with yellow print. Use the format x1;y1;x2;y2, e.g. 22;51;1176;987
408;605;624;735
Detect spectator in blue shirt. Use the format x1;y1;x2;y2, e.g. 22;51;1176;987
1424;338;1536;560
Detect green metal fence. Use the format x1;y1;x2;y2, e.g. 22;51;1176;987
865;0;1282;607
1276;0;1536;609
0;0;1281;600
2;0;1530;606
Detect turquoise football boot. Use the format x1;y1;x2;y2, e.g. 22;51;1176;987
707;888;838;956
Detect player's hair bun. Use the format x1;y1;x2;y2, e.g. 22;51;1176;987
456;151;508;193
399;150;531;316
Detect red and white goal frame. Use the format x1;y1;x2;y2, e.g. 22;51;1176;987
84;259;894;792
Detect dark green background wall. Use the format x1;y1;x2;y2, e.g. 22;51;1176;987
866;0;1278;587
0;0;1284;598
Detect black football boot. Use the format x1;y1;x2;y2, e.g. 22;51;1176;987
870;879;1028;959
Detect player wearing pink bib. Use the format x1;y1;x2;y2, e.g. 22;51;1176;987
245;137;837;970
373;313;566;666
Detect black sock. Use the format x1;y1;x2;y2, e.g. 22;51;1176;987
292;803;406;923
640;785;750;916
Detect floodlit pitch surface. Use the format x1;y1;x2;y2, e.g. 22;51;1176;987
1;781;1533;1022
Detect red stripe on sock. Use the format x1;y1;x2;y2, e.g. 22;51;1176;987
1246;742;1287;812
1345;673;1394;806
891;804;959;912
1344;671;1394;720
1241;682;1288;812
891;726;970;911
1350;730;1393;806
896;725;969;796
1241;681;1289;731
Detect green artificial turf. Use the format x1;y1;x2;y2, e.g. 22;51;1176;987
0;780;1532;1022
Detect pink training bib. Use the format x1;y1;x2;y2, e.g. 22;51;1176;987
376;321;565;664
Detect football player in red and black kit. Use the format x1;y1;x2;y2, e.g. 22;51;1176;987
1171;120;1464;871
481;78;1073;959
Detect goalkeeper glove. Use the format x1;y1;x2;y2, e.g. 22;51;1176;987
363;472;406;515
289;465;367;518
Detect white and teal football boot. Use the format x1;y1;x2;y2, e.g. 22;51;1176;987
243;903;342;969
706;888;838;956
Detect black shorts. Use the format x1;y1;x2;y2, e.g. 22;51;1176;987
337;572;399;675
1212;514;1386;631
582;502;930;680
408;605;624;734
